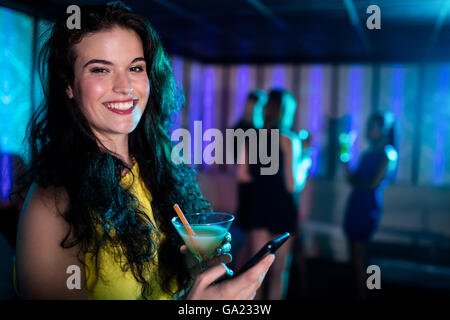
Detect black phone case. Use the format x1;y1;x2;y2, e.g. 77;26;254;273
215;232;290;284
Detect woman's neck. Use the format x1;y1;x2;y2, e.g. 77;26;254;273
94;130;132;167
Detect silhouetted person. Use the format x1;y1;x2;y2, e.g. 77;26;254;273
341;110;398;299
233;90;267;270
240;88;302;300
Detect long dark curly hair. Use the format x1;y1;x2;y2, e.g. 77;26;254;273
19;2;210;298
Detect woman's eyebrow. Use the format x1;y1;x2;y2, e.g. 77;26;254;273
83;57;145;68
130;57;145;64
83;59;113;68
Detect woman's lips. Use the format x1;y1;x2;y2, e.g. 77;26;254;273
103;99;138;115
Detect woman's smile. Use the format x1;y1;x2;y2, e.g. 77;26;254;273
103;98;139;115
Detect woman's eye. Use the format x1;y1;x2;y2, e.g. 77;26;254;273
130;66;144;72
90;68;108;73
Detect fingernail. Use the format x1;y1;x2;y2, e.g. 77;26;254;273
226;267;234;276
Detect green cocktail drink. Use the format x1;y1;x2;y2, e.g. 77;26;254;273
172;212;234;261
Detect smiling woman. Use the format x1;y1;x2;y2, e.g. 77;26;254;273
65;26;150;159
13;1;274;300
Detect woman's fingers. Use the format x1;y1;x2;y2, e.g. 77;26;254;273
238;254;275;299
218;232;231;246
218;254;275;300
195;263;233;290
180;245;188;254
187;254;274;300
215;242;232;256
240;254;275;287
208;253;232;266
224;232;232;243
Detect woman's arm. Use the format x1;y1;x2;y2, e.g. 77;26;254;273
16;183;88;299
280;133;309;193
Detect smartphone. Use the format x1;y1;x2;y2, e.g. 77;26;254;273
215;232;290;284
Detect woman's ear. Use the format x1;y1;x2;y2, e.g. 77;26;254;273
66;85;74;99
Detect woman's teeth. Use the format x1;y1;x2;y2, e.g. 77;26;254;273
105;101;134;110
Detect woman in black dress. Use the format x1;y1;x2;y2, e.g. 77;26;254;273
243;88;301;299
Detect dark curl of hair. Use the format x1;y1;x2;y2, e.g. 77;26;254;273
19;2;211;298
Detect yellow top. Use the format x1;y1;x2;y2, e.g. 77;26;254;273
13;160;179;300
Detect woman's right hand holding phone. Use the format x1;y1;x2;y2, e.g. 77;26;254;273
186;254;275;300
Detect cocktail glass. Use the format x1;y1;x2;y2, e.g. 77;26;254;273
171;212;234;261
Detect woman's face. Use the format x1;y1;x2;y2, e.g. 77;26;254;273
67;26;150;140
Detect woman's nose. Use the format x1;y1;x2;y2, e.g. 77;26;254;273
113;71;133;96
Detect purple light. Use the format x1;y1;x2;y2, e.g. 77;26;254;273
172;56;183;130
349;67;362;170
233;65;250;126
189;63;203;165
272;65;285;88
309;65;323;176
202;66;215;166
1;153;12;200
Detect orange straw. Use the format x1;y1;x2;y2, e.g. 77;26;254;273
173;204;206;260
173;204;195;236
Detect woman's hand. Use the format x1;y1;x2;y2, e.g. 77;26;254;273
180;232;232;279
186;254;275;300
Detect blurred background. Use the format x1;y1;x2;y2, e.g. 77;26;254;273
0;0;449;299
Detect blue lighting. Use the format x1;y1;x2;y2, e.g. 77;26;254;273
385;145;398;162
299;129;309;140
340;153;350;163
433;66;449;184
0;7;33;156
392;66;404;119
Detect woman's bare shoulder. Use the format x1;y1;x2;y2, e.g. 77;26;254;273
16;183;87;299
25;182;70;213
17;182;73;253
